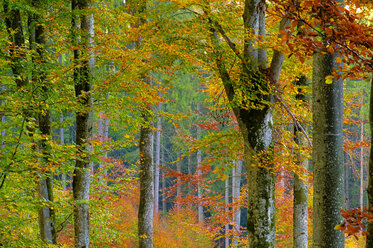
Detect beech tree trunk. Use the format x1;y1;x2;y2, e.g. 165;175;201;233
162;147;166;212
207;1;288;246
127;0;154;247
232;160;242;246
366;75;373;247
154;103;161;214
138;122;154;248
60;113;67;191
225;176;229;248
72;0;93;247
345;152;349;209
312;52;344;248
196;103;203;224
360;119;364;211
293;76;308;248
28;1;57;244
176;158;181;210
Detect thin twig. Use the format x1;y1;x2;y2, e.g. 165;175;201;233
276;95;312;147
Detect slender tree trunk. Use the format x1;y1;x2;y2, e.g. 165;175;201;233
60;113;67;191
366;75;373;247
138;122;154;248
360;120;364;211
232;160;242;246
28;1;57;244
72;0;93;247
127;1;154;246
162;147;166;212
176;158;182;210
312;52;344;248
293;75;308;248
1;86;5;149
345;152;349;209
225;176;229;248
196;103;203;224
154;103;161;214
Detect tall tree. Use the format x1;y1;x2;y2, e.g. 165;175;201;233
312;25;344;248
225;176;229;248
293;75;308;248
127;0;154;247
204;2;288;246
71;0;94;246
232;160;242;246
29;0;56;243
366;75;373;247
196;103;203;224
154;103;161;214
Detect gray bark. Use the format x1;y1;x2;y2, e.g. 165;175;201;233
138;124;154;248
126;0;154;246
196;103;203;224
225;176;229;248
60;113;67;191
72;0;93;247
154;103;161;214
366;75;373;247
162;147;166;212
232;160;242;246
207;1;288;246
360;121;364;211
345;152;349;209
28;1;57;243
293;75;308;248
312;52;344;248
176;158;181;210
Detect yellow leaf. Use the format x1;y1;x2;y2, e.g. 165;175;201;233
336;57;342;64
325;75;333;84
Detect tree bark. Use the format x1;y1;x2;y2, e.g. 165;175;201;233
138;122;154;248
154;103;161;214
60;113;67;191
293;75;308;248
366;75;373;247
196;103;203;224
345;152;349;209
360;118;364;211
312;52;344;248
126;0;154;246
232;160;242;246
176;158;181;210
225;176;229;248
72;0;93;247
207;1;288;246
28;1;57;244
162;147;166;212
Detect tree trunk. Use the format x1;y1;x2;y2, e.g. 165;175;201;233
138;123;154;248
196;103;203;224
293;75;308;248
232;160;242;246
312;51;344;248
28;1;57;244
225;176;229;248
60;114;67;191
126;1;154;246
162;147;166;212
72;0;93;247
176;158;182;210
154;103;161;214
345;152;349;209
366;75;373;247
360;120;364;211
207;1;288;245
